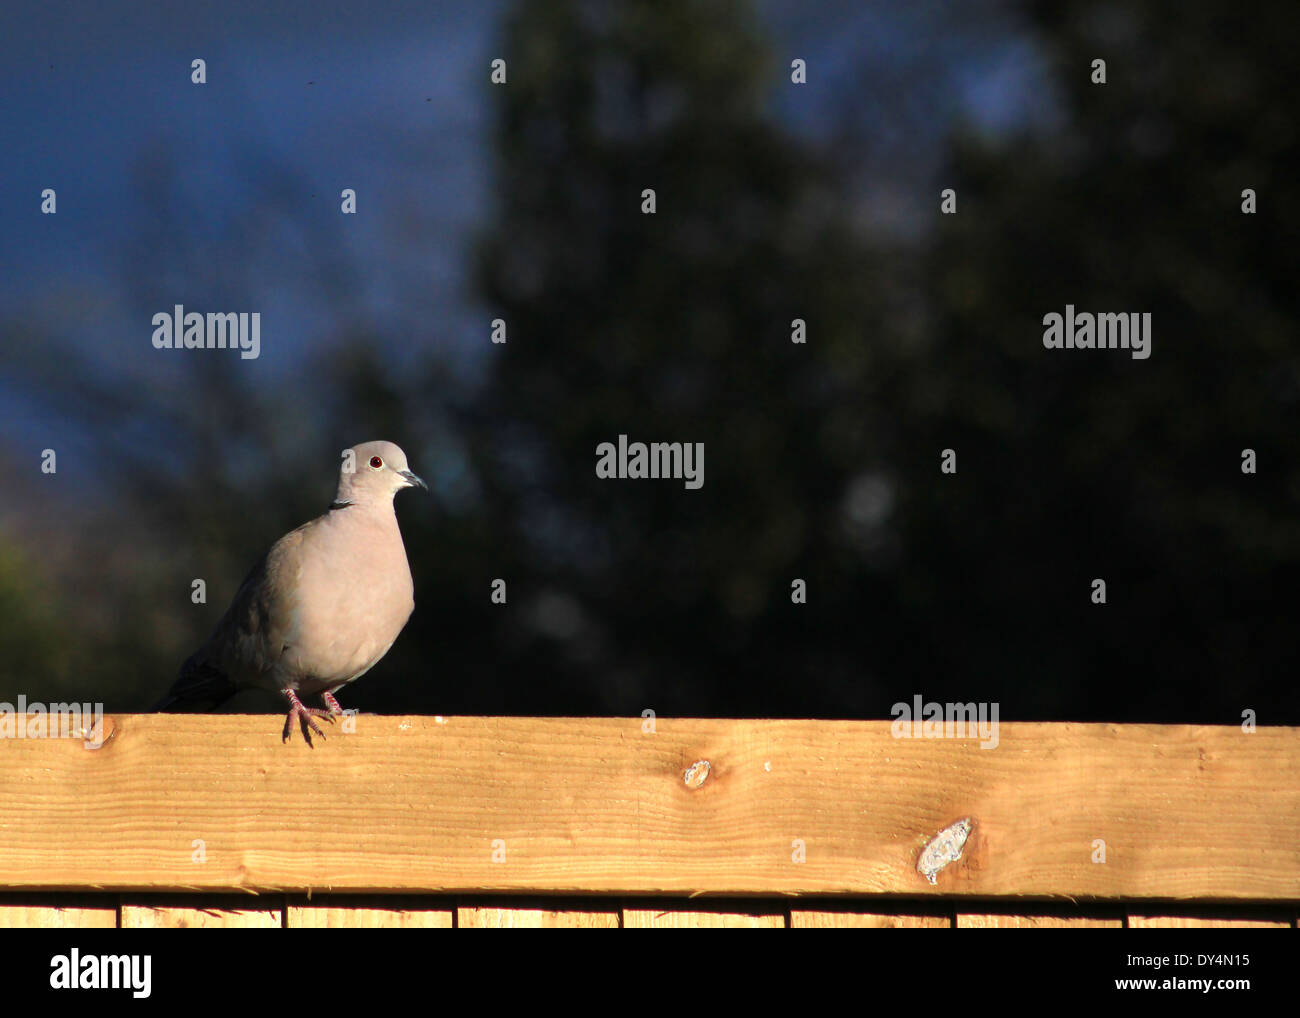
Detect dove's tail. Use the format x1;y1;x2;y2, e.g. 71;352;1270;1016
153;655;238;711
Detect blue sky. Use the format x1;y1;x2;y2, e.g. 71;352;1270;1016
0;1;1052;480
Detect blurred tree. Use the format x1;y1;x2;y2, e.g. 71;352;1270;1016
465;0;911;716
911;0;1300;719
2;0;1294;725
457;0;1299;721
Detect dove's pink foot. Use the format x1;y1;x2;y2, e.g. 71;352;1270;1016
282;688;334;746
322;691;346;716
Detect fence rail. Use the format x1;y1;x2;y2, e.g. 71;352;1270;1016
1;716;1297;914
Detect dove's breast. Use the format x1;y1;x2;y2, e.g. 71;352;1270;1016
281;507;415;692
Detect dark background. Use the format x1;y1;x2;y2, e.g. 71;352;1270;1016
2;0;1296;723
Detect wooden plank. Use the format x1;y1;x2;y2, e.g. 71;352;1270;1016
0;716;1296;899
623;908;784;928
791;910;949;928
289;904;453;928
458;906;618;928
0;905;117;928
1127;915;1291;929
121;903;281;928
958;914;1123;928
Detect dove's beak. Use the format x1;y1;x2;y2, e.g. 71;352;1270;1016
399;470;428;492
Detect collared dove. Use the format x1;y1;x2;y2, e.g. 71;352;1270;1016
156;440;427;745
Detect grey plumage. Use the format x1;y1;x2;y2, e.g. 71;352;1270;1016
157;440;427;744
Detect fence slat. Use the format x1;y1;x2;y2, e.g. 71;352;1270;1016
791;911;950;928
1;716;1296;900
1127;915;1291;929
623;908;784;928
0;906;116;928
957;914;1123;928
120;904;281;928
457;906;619;928
288;905;452;928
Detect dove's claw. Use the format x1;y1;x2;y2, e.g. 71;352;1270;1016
322;691;346;717
282;689;329;746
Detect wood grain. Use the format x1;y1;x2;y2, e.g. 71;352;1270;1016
0;716;1296;900
623;908;783;927
0;905;116;928
791;910;950;927
957;914;1123;928
120;904;281;928
458;906;618;927
289;905;453;928
1127;915;1291;929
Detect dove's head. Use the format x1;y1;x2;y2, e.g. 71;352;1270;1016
335;440;428;506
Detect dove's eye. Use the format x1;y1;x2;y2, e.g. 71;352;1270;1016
369;456;383;469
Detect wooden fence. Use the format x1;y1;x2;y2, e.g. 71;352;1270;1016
1;715;1296;927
